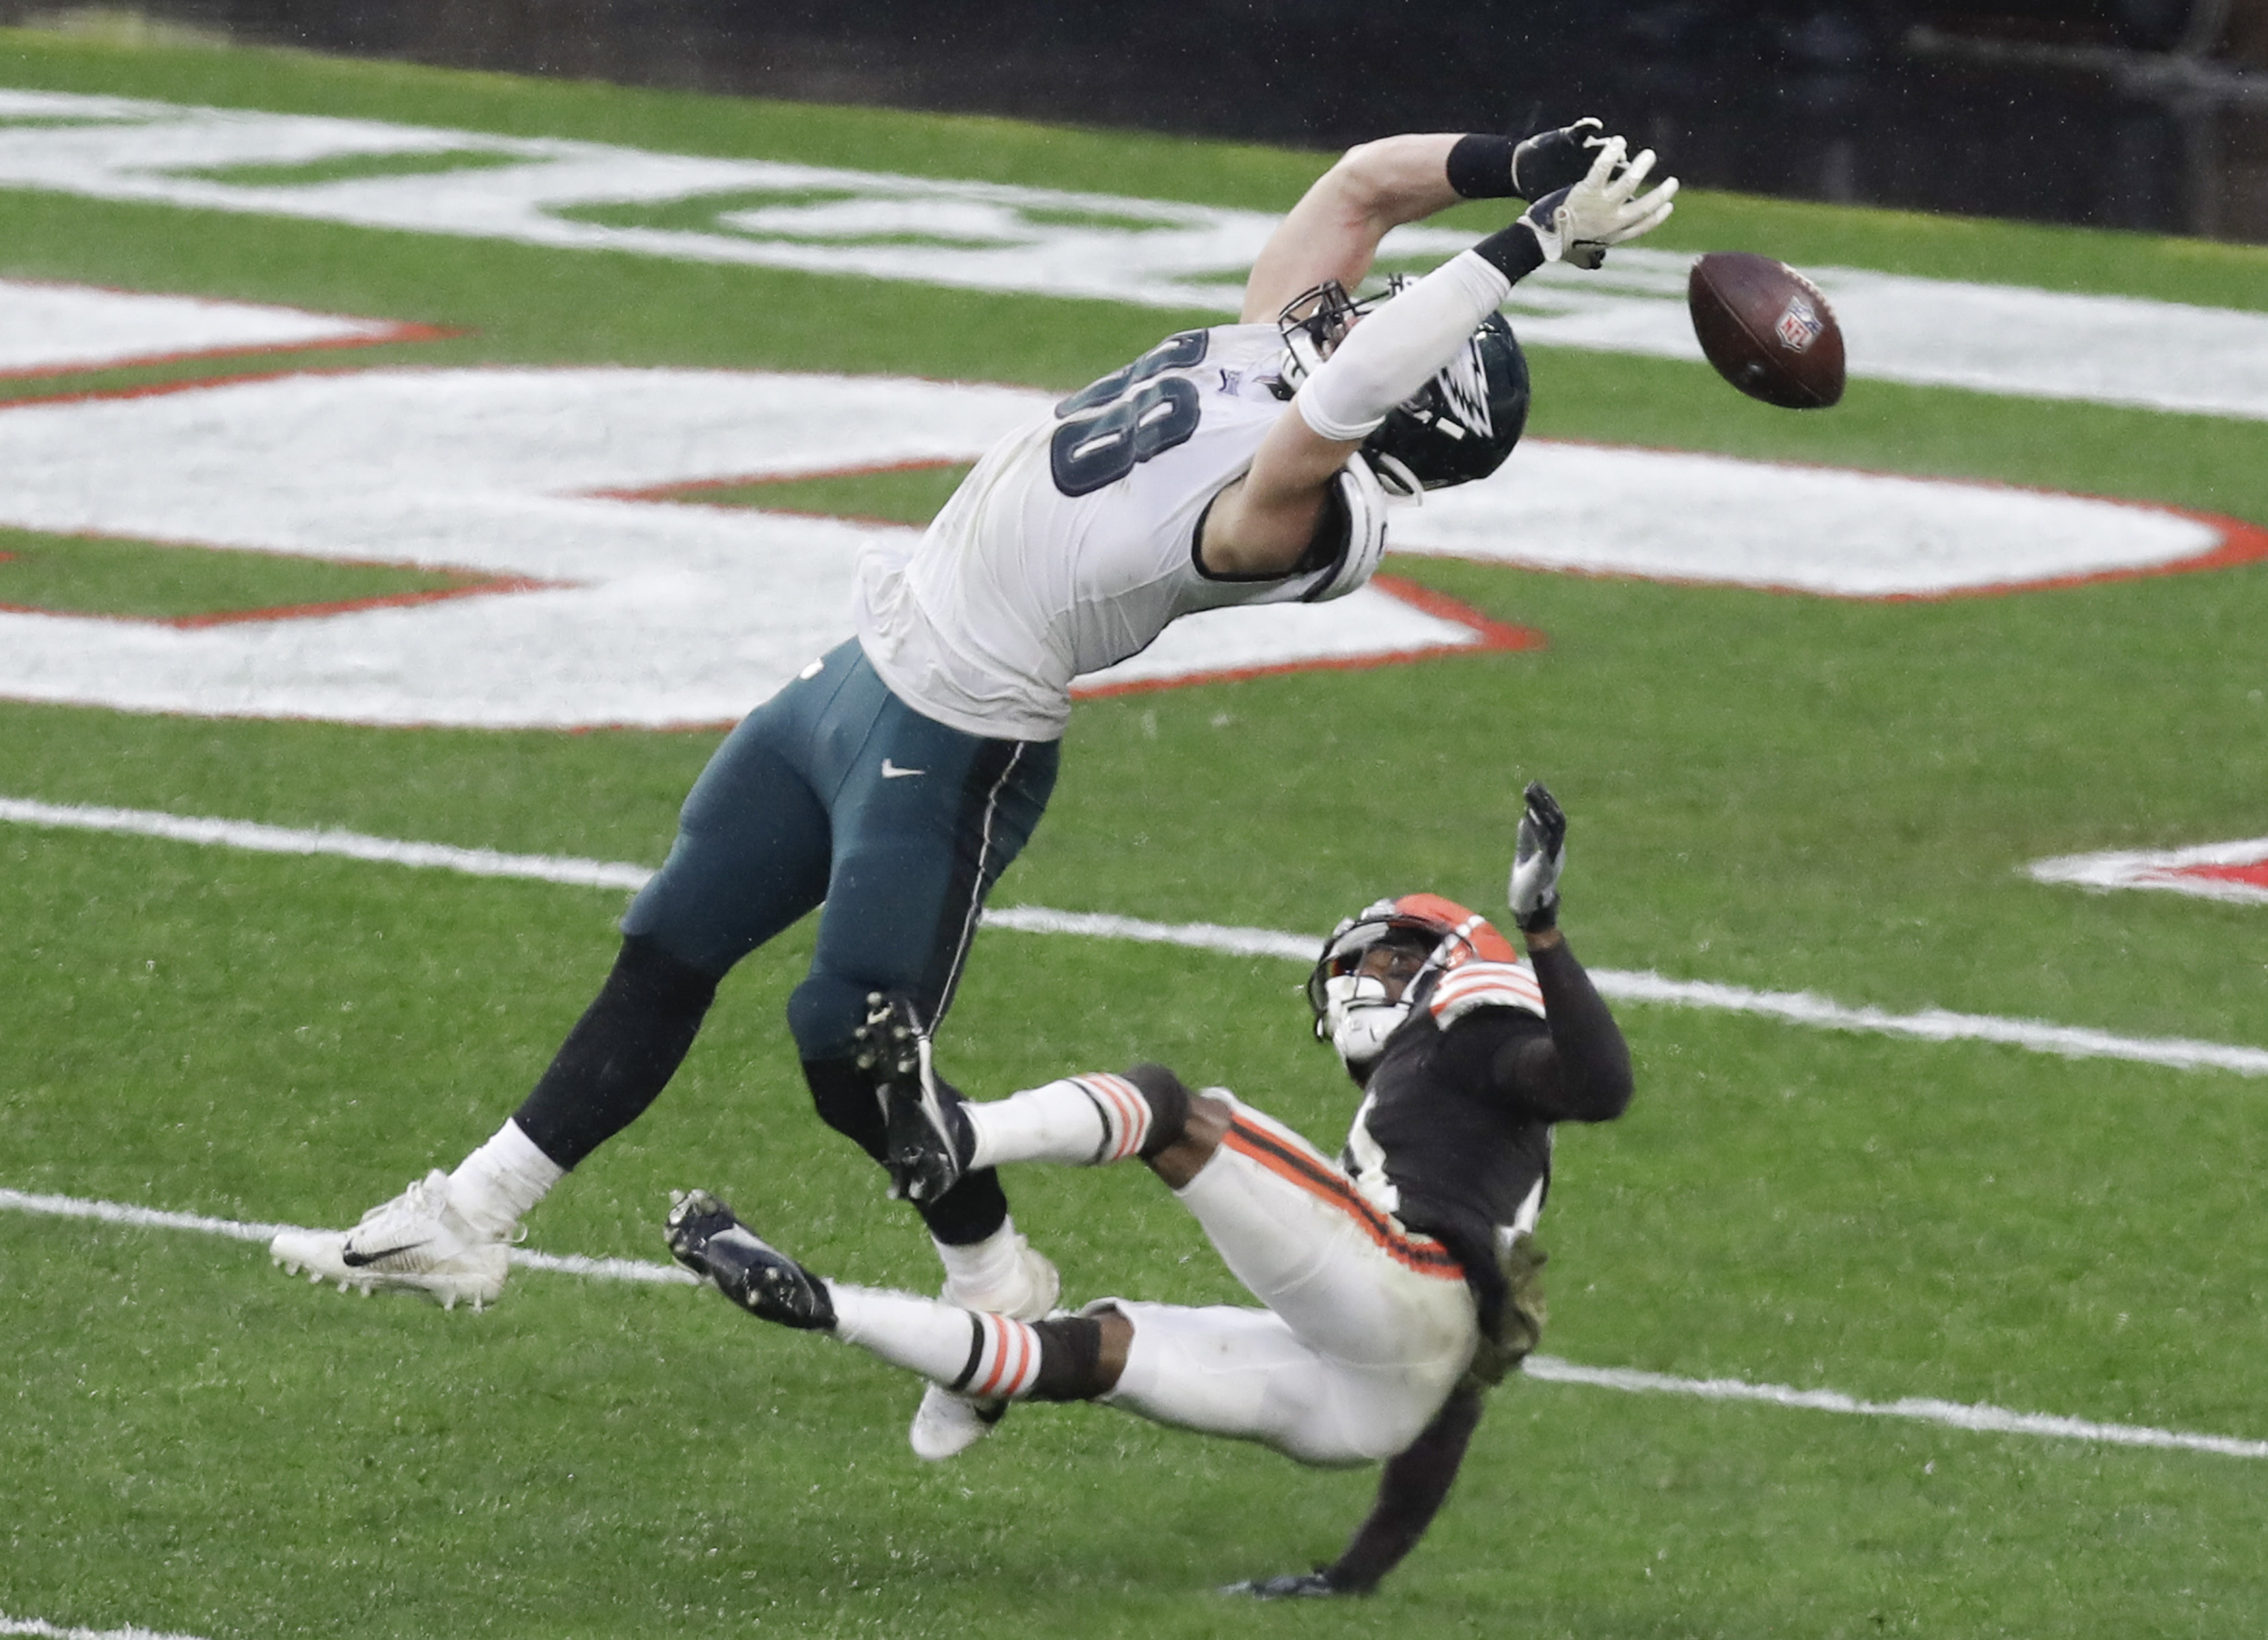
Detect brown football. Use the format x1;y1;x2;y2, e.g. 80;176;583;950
1687;251;1845;409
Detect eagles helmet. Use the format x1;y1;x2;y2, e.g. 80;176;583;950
1305;892;1520;1071
1279;279;1531;496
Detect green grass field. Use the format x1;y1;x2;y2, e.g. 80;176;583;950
2;27;2265;1639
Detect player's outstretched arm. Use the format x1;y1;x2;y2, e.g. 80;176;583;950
1204;136;1675;579
1500;782;1635;1121
1224;1382;1487;1598
1240;133;1465;324
1240;120;1640;321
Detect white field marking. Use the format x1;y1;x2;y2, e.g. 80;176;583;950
9;797;2267;1079
0;1188;696;1285
0;277;429;378
0;1613;211;1640
2;1184;2259;1461
0;795;657;889
1402;441;2263;598
5;89;2268;418
2030;837;2268;907
1520;1356;2268;1461
985;905;2268;1077
0;366;1486;727
0;368;2254;730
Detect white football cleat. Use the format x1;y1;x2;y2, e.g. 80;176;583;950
910;1236;1062;1461
269;1168;510;1311
910;1383;1009;1462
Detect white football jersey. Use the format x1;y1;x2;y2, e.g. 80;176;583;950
854;323;1389;742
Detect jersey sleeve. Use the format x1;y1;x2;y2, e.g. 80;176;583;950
1427;1002;1550;1112
1425;961;1546;1029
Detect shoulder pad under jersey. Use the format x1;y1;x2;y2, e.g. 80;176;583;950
1297;454;1389;604
1427;960;1547;1028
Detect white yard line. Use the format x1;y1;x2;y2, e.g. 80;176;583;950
1520;1358;2268;1461
8;795;2265;1078
0;1613;210;1640
3;1184;2258;1461
0;796;654;889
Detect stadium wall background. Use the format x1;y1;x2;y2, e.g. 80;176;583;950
3;0;2266;242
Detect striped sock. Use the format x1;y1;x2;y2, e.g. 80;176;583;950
951;1311;1048;1401
965;1073;1153;1168
829;1286;1047;1399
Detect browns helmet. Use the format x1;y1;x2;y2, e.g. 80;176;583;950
1306;893;1518;1070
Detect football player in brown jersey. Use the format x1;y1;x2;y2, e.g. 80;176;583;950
666;782;1633;1596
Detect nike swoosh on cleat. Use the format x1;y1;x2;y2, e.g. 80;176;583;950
880;760;925;778
341;1242;429;1268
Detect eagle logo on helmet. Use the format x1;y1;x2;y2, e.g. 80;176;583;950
1432;332;1495;441
1274;281;1531;497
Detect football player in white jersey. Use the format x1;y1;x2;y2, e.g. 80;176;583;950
271;121;1672;1458
665;783;1634;1597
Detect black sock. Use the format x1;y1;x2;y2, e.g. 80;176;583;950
511;936;719;1169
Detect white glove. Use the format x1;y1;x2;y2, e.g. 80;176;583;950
1507;781;1568;933
1519;137;1678;271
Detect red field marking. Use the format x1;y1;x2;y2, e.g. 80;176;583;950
2174;861;2268;890
2030;837;2268;905
0;320;461;388
0;275;462;396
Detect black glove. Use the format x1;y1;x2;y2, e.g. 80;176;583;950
1511;116;1607;199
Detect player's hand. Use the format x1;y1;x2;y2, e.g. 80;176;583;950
1510;116;1608;200
1507;780;1568;933
1518;136;1678;270
1219;1568;1360;1599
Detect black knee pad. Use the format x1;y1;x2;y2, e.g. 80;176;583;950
801;1056;1011;1244
801;1055;889;1160
1025;1315;1107;1402
1122;1062;1193;1158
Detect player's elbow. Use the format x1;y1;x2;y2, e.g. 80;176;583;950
1325;137;1421;221
1555;1033;1635;1122
1581;1050;1637;1121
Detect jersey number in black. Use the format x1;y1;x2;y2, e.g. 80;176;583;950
1050;331;1209;498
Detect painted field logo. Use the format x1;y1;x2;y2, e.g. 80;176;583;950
2029;838;2268;906
1777;293;1825;353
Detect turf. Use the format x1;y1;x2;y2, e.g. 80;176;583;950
1;25;2264;1640
0;526;478;620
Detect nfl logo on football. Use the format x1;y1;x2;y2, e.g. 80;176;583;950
1775;295;1824;353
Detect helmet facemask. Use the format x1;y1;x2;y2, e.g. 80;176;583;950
1276;279;1365;387
1306;916;1453;1076
1317;968;1410;1072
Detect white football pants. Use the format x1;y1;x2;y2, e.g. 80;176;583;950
1099;1097;1478;1467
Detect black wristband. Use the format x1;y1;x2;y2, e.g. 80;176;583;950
1471;217;1548;285
1446;133;1518;200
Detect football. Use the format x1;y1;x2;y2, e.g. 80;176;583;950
1687;251;1846;409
